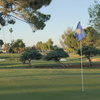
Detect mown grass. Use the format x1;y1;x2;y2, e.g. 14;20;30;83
0;69;100;100
0;53;100;68
0;54;100;100
0;53;20;58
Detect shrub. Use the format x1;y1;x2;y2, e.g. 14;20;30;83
20;50;42;67
44;48;69;67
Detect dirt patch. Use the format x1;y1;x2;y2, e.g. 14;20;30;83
86;58;100;62
35;64;100;68
92;59;100;61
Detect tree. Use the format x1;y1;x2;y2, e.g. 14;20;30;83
64;27;100;52
9;28;13;42
52;45;58;50
0;39;4;48
96;39;100;49
64;32;80;52
24;47;32;51
4;43;10;53
35;39;54;51
83;27;100;47
35;41;42;51
88;0;100;32
77;46;100;66
20;50;42;67
24;46;36;52
60;27;73;50
11;39;25;53
44;48;69;68
46;38;53;51
41;43;48;51
0;0;52;31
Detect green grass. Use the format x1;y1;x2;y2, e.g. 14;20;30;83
0;54;100;100
0;53;100;68
0;53;20;58
0;69;100;100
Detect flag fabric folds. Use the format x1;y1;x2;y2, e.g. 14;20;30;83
74;22;87;41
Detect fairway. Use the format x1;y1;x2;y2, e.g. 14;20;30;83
0;69;100;100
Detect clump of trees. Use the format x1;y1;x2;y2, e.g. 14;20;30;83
3;38;56;53
77;46;100;66
20;50;42;67
20;48;69;68
11;39;25;53
44;48;69;68
35;38;54;51
4;39;25;53
0;0;52;31
60;27;100;53
4;43;10;53
59;27;73;50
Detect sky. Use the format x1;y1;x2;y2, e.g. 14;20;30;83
0;0;95;47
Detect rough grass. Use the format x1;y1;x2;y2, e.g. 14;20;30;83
0;69;100;100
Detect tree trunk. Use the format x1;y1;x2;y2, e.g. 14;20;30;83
73;51;75;54
18;50;20;54
57;61;66;68
28;60;31;67
87;57;92;66
22;60;25;64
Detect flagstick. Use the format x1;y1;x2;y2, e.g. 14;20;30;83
3;27;6;44
80;40;84;92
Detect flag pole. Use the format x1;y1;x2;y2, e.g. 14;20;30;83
74;21;86;92
3;27;6;44
80;40;84;92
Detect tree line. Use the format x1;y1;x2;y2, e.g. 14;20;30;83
0;38;58;53
60;26;100;53
0;26;100;53
0;0;100;53
20;47;100;67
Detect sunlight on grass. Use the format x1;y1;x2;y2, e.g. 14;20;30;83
0;69;100;100
0;54;100;100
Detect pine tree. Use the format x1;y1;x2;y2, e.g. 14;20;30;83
77;46;100;66
64;27;100;52
0;0;52;31
44;48;69;68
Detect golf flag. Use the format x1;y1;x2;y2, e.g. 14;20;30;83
74;22;86;41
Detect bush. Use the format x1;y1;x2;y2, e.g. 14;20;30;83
0;51;3;53
44;48;69;67
20;50;42;67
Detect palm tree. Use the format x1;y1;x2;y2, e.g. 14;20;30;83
9;28;13;43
